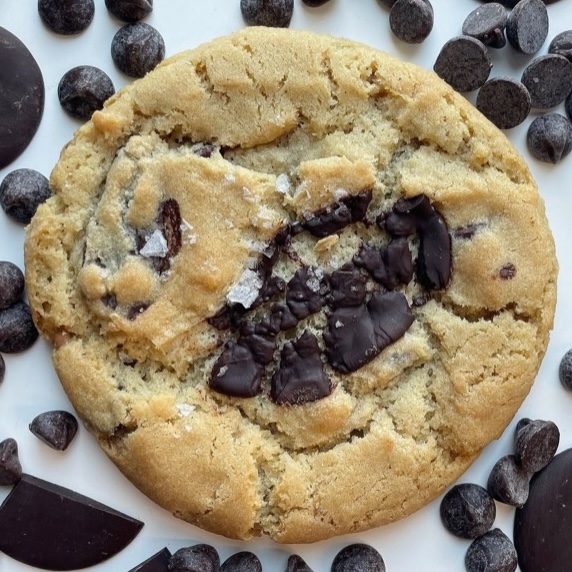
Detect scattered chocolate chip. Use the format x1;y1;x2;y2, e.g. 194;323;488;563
0;168;51;224
476;77;531;129
462;2;508;49
128;547;172;572
440;483;496;539
417;208;451;290
389;0;434;44
286;267;327;320
271;330;331;405
220;551;262;572
465;529;517;572
240;0;294;27
38;0;95;34
487;454;530;507
111;22;165;78
327;263;367;308
0;27;45;169
101;293;118;310
527;113;572;163
324;291;414;373
549;30;572;62
0;438;22;486
514;418;560;473
499;263;516;279
433;36;492;92
169;544;220;572
521;54;572;109
29;410;79;451
0;301;39;353
331;544;386;572
105;0;153;22
286;555;315;572
559;348;572;390
0;473;143;570
58;65;115;121
505;0;549;55
0;261;25;309
514;448;572;572
127;302;150;320
452;223;485;240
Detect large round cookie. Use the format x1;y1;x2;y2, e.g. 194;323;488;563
24;27;557;543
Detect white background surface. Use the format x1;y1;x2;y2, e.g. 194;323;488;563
1;1;572;570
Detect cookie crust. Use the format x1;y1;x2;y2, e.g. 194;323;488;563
25;27;557;542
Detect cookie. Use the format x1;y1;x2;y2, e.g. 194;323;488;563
24;27;557;543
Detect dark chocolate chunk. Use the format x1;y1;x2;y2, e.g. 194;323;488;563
327;263;367;308
452;222;485;240
549;30;572;63
440;483;496;539
487;454;530;507
559;348;572;390
29;410;79;451
286;267;327;320
301;0;331;5
521;54;572;109
102;293;118;309
239;322;276;365
476;77;531;129
465;529;517;572
499;263;516;279
527;113;572;163
506;0;549;55
0;260;25;309
269;302;299;332
462;3;508;48
417;209;451;290
128;547;172;572
240;0;294;27
208;304;246;331
389;0;434;44
0;168;51;224
433;36;492;92
514;419;559;473
169;544;220;572
354;239;413;290
105;0;153;22
353;243;386;283
38;0;95;34
0;354;4;384
0;438;22;486
286;555;315;572
154;198;182;271
0;27;45;169
220;551;262;572
0;473;143;570
514;448;572;572
209;341;263;398
301;191;372;238
331;544;386;572
384;194;433;236
0;300;39;353
111;23;165;78
324;291;414;373
127;302;150;320
58;65;115;121
271;330;331;405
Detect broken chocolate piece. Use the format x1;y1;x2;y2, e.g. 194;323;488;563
384;194;433;236
417;209;451;290
286;267;327;320
269;302;299;332
0;473;143;570
239;322;276;365
271;330;331;405
326;263;367;308
128;547;172;572
0;438;22;486
324;291;414;373
29;410;79;451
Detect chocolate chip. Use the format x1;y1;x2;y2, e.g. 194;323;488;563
487;454;530;507
0;301;39;353
434;36;492;92
285;555;315;572
156;198;182;268
220;551;262;572
169;544;220;572
324;291;414;374
209;341;263;398
417;209;451;291
0;438;22;486
476;77;531;129
240;0;294;27
506;0;549;55
515;418;560;473
301;191;372;238
128;547;172;572
514;448;572;572
389;0;434;44
271;330;331;405
559;348;572;390
0;27;45;169
465;529;517;572
58;65;115;121
269;302;299;332
462;3;508;49
239;322;276;365
327;263;367;308
527;113;572;163
208;304;246;331
111;22;165;78
105;0;153;22
29;410;79;451
549;30;572;63
331;544;386;572
0;473;143;570
0;261;25;310
499;263;516;279
440;483;496;539
127;302;150;320
383;194;433;237
38;0;95;34
0;168;51;224
521;54;572;109
101;293;118;309
286;267;327;320
452;223;485;240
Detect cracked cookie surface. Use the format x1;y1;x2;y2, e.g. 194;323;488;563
24;27;557;543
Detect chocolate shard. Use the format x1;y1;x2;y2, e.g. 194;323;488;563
128;547;172;572
417;210;452;290
326;263;367;308
324;290;414;373
271;330;332;405
286;267;327;320
0;473;144;571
